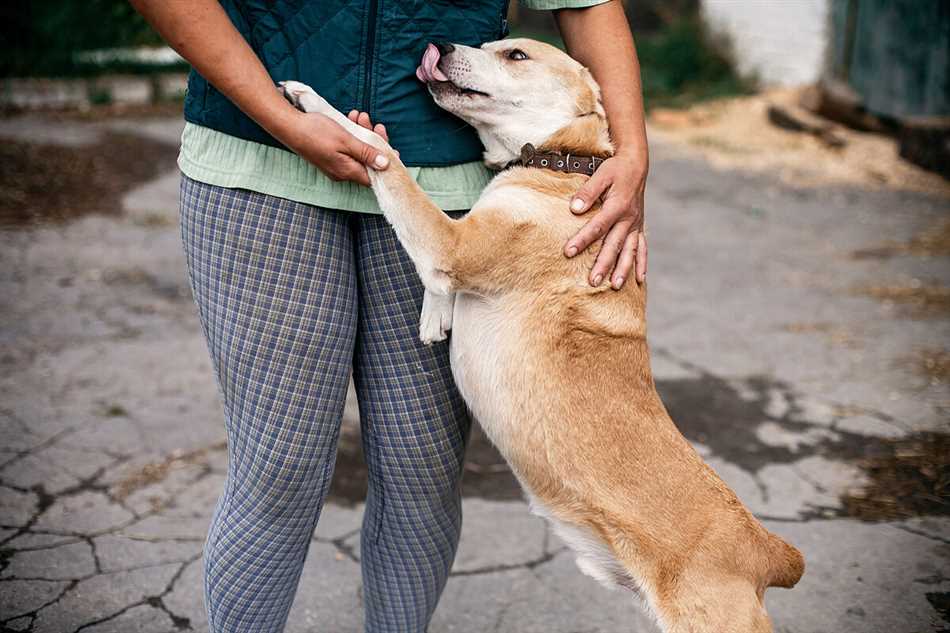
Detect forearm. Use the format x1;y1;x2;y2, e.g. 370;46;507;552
129;0;302;143
554;1;648;166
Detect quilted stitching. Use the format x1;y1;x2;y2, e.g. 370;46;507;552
185;0;506;165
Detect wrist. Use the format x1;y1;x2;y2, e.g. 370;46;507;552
264;106;306;149
612;144;649;176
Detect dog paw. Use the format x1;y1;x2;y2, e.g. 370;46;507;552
278;80;334;116
419;291;455;345
278;81;311;108
419;314;450;345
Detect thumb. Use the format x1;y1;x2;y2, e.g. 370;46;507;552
343;134;390;171
569;170;610;214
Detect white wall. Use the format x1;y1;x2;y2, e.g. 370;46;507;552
700;0;830;87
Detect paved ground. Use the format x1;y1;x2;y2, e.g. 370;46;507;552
1;114;948;633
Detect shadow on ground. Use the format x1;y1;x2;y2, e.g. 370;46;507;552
328;368;949;523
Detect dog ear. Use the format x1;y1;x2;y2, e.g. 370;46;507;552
577;67;606;118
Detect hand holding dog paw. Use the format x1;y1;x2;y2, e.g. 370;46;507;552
564;152;648;288
282;111;390;187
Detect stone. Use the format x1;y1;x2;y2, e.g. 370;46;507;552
433;551;656;633
312;502;364;541
120;513;210;542
82;604;175;633
31;563;180;633
0;580;69;620
32;491;135;535
5;616;33;631
452;499;547;574
763;518;948;633
162;557;206;632
92;533;202;573
0;452;81;495
285;542;362;633
0;486;39;528
2;540;96;580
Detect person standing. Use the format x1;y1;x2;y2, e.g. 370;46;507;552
130;0;650;630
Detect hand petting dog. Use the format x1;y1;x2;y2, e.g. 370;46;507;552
565;151;648;289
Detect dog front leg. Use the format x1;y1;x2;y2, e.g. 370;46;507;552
280;80;463;297
419;289;455;344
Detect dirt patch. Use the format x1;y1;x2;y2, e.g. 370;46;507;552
842;433;950;522
780;322;860;347
0;101;185;122
913;349;950;386
112;441;227;501
855;283;950;318
928;592;950;633
0;130;178;227
648;88;950;196
852;220;950;260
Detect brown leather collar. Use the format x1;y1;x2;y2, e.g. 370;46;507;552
504;143;606;176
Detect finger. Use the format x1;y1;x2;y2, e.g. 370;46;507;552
570;169;612;214
635;230;648;283
348;110;360;122
589;220;631;286
357;111;373;130
564;191;632;257
374;123;389;143
332;154;371;186
342;134;389;171
611;230;639;289
564;209;609;257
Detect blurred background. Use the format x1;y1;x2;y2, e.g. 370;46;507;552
0;1;947;632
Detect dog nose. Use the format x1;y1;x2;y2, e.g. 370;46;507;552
434;42;455;55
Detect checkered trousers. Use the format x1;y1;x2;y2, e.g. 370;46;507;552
179;175;471;633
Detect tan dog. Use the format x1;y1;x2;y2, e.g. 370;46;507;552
281;37;803;633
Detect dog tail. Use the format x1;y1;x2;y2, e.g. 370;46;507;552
764;532;805;588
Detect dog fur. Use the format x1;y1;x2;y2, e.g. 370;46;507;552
280;37;804;633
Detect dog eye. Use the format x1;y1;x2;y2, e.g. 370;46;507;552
507;49;528;61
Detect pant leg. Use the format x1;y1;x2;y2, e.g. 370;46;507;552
179;176;358;633
351;212;471;633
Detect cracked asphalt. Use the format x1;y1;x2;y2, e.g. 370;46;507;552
1;114;948;633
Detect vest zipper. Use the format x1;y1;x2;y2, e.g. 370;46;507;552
362;0;379;113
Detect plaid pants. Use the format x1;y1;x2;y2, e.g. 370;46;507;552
179;175;471;633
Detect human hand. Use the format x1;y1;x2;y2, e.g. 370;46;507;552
280;110;390;187
563;152;648;288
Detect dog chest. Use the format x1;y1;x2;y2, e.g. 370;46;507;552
448;292;523;453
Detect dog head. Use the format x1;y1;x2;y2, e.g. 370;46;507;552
416;38;612;168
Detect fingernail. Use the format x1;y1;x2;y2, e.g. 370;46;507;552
571;198;585;212
613;277;624;289
566;245;577;257
374;154;389;169
592;274;603;286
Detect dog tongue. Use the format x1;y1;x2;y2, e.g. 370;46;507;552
416;43;448;83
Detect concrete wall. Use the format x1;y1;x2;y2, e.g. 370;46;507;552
701;0;830;87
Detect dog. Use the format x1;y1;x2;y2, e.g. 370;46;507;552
280;37;804;633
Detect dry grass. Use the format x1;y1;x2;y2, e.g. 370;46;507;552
842;433;950;521
780;322;860;347
852;220;950;260
112;441;227;501
648;88;950;196
855;283;950;318
913;349;950;386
